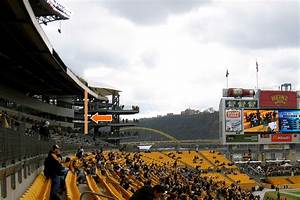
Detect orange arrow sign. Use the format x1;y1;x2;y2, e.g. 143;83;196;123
90;113;112;123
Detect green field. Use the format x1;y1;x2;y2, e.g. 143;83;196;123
264;190;300;200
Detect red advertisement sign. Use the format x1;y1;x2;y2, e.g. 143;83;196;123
226;110;241;118
271;134;292;142
259;90;297;108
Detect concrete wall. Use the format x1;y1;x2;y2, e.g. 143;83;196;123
3;167;42;200
0;156;44;200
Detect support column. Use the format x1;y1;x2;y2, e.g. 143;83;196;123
111;92;120;136
84;90;88;135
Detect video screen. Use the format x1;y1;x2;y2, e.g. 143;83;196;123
243;109;279;133
279;110;300;133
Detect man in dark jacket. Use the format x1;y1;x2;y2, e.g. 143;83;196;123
44;145;67;200
130;185;164;200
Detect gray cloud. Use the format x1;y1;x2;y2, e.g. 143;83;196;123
57;47;128;74
274;54;300;72
100;0;210;25
140;50;159;68
264;52;300;88
189;1;300;49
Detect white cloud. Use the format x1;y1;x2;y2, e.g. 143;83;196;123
43;0;300;118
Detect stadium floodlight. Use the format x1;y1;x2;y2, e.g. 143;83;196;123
46;0;71;19
32;0;71;24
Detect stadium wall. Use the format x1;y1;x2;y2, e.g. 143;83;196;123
0;160;43;199
0;84;74;118
0;106;73;128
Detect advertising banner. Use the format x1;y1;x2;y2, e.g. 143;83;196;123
271;134;292;142
225;110;242;132
264;144;290;150
226;134;258;143
225;99;258;109
259;91;297;109
223;88;255;98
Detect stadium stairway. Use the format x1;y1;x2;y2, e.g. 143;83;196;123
238;165;265;188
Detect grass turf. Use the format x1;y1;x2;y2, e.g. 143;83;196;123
264;190;300;200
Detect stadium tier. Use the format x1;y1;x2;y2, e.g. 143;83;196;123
20;150;261;200
0;0;139;199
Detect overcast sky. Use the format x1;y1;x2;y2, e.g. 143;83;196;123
43;0;300;118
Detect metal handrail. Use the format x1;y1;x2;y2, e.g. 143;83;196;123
80;191;116;200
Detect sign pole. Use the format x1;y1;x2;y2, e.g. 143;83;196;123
226;68;229;88
256;60;259;89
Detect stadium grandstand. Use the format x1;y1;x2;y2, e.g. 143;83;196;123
0;0;139;199
1;0;300;200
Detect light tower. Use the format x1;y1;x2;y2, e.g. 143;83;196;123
29;0;71;24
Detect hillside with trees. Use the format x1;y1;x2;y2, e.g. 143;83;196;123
137;111;219;140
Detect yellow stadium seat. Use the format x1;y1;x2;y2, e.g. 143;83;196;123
20;172;51;200
65;171;81;200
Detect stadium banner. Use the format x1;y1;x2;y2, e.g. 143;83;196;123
259;133;300;144
259;90;297;109
298;91;300;108
226;134;258;143
264;144;290;150
223;88;255;98
225;109;242;132
225;99;258;109
271;134;292;142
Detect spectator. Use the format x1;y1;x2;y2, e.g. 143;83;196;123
39;121;50;140
129;184;164;200
44;145;68;200
0;111;10;128
76;146;84;159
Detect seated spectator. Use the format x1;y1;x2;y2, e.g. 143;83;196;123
76;146;84;159
130;184;165;200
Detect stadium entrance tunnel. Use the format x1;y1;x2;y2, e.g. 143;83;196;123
120;127;180;143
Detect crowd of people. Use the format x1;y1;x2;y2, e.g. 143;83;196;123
0;110;24;131
44;148;261;200
0;109;109;149
238;161;300;177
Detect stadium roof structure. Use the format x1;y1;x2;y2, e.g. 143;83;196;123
90;86;121;97
0;0;111;101
29;0;71;24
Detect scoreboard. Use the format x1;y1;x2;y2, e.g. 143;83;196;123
279;110;300;133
